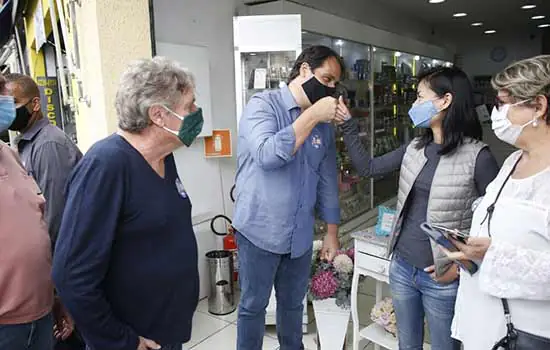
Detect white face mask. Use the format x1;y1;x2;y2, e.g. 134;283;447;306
490;101;538;146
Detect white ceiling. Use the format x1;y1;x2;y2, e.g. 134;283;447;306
374;0;550;35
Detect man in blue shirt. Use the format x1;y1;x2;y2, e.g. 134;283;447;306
233;45;344;350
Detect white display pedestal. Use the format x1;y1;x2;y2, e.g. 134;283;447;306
265;288;309;333
351;230;431;350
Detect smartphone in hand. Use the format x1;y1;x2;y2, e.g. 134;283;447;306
420;222;478;275
431;224;469;244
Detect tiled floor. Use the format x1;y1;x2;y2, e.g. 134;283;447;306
186;281;383;350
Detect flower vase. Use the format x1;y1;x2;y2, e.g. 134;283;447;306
312;298;350;349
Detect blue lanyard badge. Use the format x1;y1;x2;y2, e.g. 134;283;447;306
175;178;188;199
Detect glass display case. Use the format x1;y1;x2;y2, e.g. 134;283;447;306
302;33;373;236
239;51;295;107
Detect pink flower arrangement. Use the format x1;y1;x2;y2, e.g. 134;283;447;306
371;297;397;336
310;271;339;299
308;241;355;309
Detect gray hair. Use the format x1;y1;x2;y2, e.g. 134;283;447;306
492;55;550;100
115;56;195;132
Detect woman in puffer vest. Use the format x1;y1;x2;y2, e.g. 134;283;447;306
336;66;499;350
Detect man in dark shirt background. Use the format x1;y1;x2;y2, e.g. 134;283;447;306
5;73;84;350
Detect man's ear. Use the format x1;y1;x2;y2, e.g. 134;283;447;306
299;62;311;78
31;97;41;113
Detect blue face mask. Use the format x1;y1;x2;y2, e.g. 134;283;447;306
0;95;16;133
408;100;440;128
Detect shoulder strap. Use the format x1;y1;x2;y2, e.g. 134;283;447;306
484;155;522;337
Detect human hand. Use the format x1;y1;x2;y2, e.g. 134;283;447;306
137;336;161;350
424;264;459;284
321;232;340;262
52;299;74;340
309;96;338;123
334;96;352;125
450;237;492;261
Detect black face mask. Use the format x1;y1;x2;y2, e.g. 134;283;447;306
10;104;32;132
302;76;336;104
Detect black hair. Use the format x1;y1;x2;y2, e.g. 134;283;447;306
415;66;482;155
287;45;345;84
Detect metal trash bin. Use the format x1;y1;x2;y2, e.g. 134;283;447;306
206;250;236;315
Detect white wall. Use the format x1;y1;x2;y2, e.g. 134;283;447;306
153;0;241;298
455;32;542;78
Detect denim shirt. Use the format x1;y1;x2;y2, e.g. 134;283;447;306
233;85;340;258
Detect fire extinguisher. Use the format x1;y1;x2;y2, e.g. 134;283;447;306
210;185;238;281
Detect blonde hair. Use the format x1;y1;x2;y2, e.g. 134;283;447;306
492;55;550;100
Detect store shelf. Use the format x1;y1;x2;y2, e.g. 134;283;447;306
359;323;431;350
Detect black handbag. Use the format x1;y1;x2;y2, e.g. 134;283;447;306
491;298;550;350
482;157;550;350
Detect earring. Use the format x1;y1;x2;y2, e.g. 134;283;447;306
533;118;539;127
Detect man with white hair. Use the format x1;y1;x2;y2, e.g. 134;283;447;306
52;57;202;350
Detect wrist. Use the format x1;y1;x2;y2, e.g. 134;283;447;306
302;107;321;125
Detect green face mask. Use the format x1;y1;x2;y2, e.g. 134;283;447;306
162;106;204;147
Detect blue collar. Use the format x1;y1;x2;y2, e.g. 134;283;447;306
280;84;300;112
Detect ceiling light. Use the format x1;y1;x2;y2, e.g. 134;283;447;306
302;31;308;34
428;0;446;3
335;40;344;46
532;15;546;20
484;29;497;34
453;13;468;18
538;24;550;28
521;4;537;10
394;51;402;57
414;55;420;61
471;22;483;26
373;47;377;52
432;59;439;65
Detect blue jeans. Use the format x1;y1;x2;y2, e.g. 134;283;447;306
389;254;460;350
0;313;53;350
236;232;310;350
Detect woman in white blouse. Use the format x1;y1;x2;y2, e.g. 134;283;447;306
449;55;550;349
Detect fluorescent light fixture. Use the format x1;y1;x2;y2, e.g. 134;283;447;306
428;0;446;3
521;4;537;10
453;13;468;18
484;29;497;34
373;47;377;52
249;53;257;56
414;55;420;61
538;24;550;28
335;40;344;46
394;51;402;57
532;15;546;20
302;31;308;34
471;22;483;26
